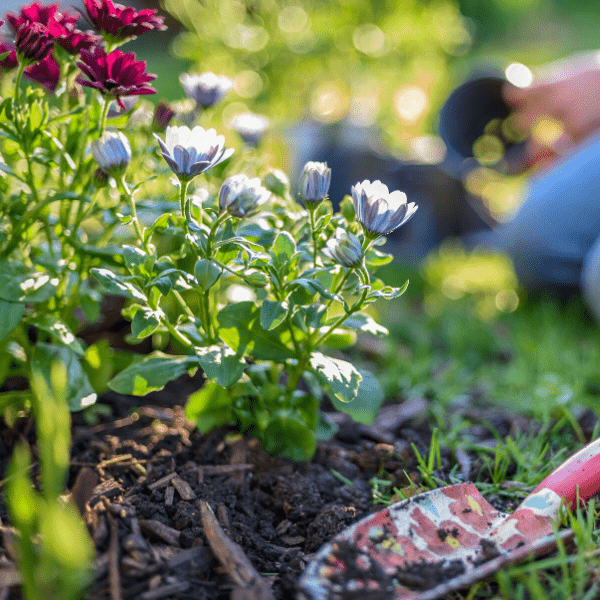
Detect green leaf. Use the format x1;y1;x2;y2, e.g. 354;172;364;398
81;340;114;395
131;307;162;339
270;231;296;266
0;162;24;182
31;344;97;411
260;300;288;330
367;279;409;300
147;269;195;295
144;213;172;241
185;381;232;433
194;259;221;291
329;369;384;424
195;344;246;388
91;268;147;302
261;410;316;461
34;315;85;355
0;300;24;341
344;313;389;336
218;301;295;361
0;260;59;303
310;352;362;403
108;352;198;396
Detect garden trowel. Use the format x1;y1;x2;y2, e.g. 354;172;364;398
298;436;600;600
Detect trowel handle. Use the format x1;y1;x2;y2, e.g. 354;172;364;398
532;437;600;509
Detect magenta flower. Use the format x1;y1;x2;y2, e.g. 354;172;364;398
56;24;99;56
76;46;157;109
14;21;54;63
26;54;60;92
6;2;76;38
81;0;167;43
0;40;59;91
0;42;18;70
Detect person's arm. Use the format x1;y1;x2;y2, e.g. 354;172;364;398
503;51;600;172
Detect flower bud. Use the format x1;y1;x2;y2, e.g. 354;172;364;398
231;113;269;147
244;270;269;288
299;161;331;206
152;100;175;131
15;21;54;63
323;228;363;269
263;169;289;197
92;167;109;188
219;174;271;219
91;131;131;177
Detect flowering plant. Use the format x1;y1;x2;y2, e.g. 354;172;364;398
0;0;416;460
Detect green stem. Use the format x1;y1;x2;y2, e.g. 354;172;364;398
119;176;148;252
13;60;27;108
308;206;319;269
202;291;214;342
162;318;193;349
179;179;191;235
172;289;196;320
99;97;110;136
205;212;229;258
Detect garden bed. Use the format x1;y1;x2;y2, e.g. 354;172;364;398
4;355;593;600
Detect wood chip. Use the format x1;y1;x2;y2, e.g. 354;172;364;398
140;581;190;600
0;567;20;586
107;513;123;600
89;479;123;506
147;473;177;490
199;464;254;475
200;501;275;600
69;467;99;514
164;486;175;507
139;520;181;546
171;475;196;501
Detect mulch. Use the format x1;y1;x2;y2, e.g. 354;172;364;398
1;359;596;599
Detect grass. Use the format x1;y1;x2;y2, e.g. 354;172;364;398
364;243;600;599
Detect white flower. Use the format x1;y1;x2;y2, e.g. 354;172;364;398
154;125;234;181
179;72;234;108
351;179;417;236
299;161;331;206
219;174;271;218
231;112;269;147
323;228;363;268
91;131;131;175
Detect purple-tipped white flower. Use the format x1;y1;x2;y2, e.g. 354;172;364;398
299;161;331;206
154;125;234;181
351;180;417;237
219;174;271;218
323;228;363;268
91;130;131;176
231;112;269;147
180;71;234;108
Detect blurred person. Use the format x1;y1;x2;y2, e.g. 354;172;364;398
466;52;600;321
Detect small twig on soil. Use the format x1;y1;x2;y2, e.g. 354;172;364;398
147;472;177;490
200;500;275;600
106;510;123;600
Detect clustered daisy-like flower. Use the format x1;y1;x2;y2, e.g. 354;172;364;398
81;0;167;44
231;112;269;147
76;46;157;109
351;179;418;238
219;174;271;218
91;130;131;176
180;72;234;109
154;125;234;182
323;228;364;269
299;161;331;206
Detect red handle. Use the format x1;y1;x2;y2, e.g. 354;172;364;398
532;437;600;509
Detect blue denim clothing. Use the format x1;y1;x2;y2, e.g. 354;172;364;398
469;132;600;307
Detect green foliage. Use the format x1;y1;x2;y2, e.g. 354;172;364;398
6;364;94;600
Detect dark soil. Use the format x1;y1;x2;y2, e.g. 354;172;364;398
1;363;593;599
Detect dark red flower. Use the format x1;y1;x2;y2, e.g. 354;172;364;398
25;53;60;92
81;0;166;42
153;100;175;130
0;42;18;70
15;21;54;62
55;25;100;56
76;46;157;108
6;2;76;38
